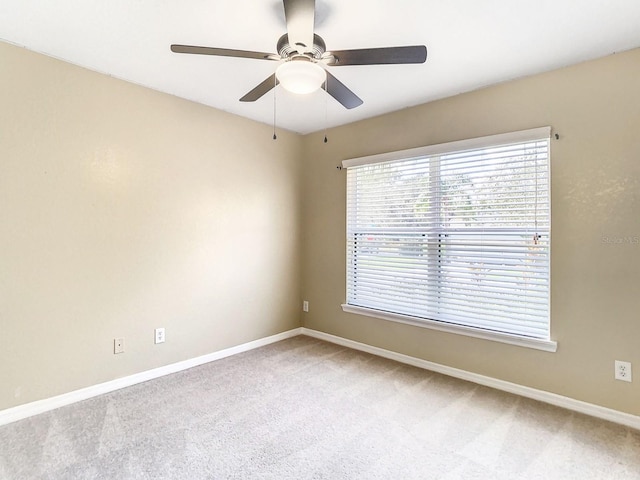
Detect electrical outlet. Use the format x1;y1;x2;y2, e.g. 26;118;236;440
303;300;309;312
114;338;124;354
615;360;632;382
155;328;165;344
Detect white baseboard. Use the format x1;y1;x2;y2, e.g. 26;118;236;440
3;326;638;432
0;328;303;427
301;327;640;431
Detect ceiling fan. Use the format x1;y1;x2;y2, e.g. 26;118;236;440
170;0;427;109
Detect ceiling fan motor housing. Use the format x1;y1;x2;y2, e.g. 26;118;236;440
277;33;326;60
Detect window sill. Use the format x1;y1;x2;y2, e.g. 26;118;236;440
341;304;557;353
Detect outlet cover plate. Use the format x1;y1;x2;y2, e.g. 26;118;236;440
114;338;124;354
615;360;632;382
155;328;165;344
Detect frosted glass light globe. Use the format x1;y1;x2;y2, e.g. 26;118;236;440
276;59;326;95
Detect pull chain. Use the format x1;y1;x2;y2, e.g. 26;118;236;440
272;76;277;140
323;79;328;143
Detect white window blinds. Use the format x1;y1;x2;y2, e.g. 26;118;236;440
344;127;550;340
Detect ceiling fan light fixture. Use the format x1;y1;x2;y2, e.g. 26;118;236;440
276;58;326;95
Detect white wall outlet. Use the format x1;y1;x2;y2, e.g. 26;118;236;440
303;300;309;312
155;327;165;344
615;360;632;382
114;338;124;354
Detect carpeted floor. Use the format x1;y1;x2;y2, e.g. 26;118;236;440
1;335;639;479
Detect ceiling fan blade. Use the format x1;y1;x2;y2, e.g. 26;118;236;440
171;44;278;61
325;71;363;109
239;74;279;102
283;0;315;54
325;45;427;66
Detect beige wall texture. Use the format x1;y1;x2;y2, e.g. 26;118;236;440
301;47;640;416
0;42;303;411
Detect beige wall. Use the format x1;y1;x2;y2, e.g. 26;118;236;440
301;48;640;416
0;42;303;411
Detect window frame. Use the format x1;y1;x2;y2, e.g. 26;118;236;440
341;127;556;352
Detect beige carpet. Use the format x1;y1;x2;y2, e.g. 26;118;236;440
1;335;639;479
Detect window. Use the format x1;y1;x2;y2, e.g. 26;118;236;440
342;127;555;351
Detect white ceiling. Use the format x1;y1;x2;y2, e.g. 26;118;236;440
2;0;640;134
